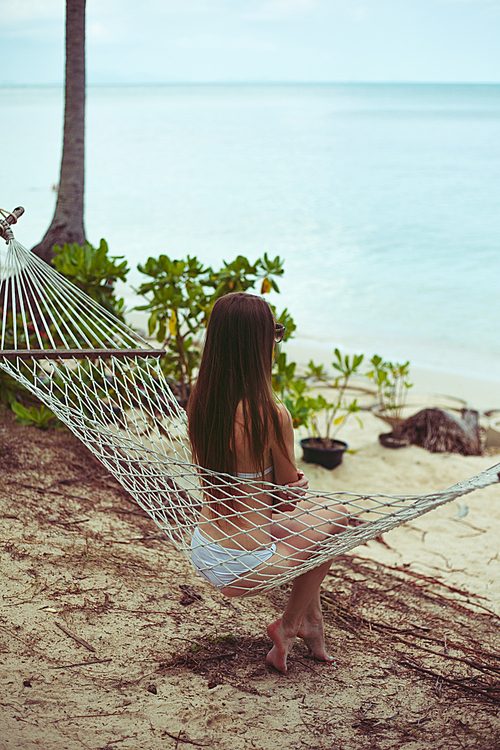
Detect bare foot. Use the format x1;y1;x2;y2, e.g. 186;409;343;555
266;617;297;674
297;614;334;663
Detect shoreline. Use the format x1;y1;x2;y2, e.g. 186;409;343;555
283;340;500;412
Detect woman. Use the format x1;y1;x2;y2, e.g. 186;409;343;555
188;292;348;673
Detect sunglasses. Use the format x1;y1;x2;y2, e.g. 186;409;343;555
275;323;285;343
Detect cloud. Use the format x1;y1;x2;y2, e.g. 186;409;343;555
244;0;320;20
173;33;277;51
0;0;63;42
86;0;233;17
0;0;61;23
350;6;368;21
82;0;234;44
87;22;113;42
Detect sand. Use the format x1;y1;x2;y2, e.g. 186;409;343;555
1;371;500;750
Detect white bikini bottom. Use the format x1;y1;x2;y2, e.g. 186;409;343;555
190;527;277;589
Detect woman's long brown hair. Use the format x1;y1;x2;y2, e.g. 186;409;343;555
187;293;288;504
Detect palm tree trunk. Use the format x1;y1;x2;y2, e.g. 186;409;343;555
32;0;86;262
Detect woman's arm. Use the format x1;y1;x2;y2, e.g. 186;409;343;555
271;404;300;486
270;405;309;510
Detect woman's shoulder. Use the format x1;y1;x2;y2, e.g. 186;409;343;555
275;401;292;425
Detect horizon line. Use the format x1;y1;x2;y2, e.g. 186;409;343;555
1;80;500;88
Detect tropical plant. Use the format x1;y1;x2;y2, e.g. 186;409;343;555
53;239;129;318
366;355;412;437
275;348;364;443
272;350;297;399
135;252;286;406
282;379;318;430
11;402;61;430
0;369;21;406
303;349;364;443
0;312;42;406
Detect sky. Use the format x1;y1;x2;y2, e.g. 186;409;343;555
1;0;499;84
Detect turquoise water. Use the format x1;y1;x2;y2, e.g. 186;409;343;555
1;84;499;378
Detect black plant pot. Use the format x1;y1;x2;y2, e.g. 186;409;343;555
300;438;348;470
378;432;409;449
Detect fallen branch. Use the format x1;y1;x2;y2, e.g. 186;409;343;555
51;657;112;669
55;622;96;652
400;658;500;703
387;633;500;677
44;472;93;489
162;730;209;747
48;709;139;724
8;480;90;502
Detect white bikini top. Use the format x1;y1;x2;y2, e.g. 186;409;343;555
235;465;274;481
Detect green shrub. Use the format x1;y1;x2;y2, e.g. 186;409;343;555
11;402;61;430
53;239;129;319
135;252;287;406
0;369;22;406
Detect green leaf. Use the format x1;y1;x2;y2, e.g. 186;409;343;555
148;310;158;336
157;320;166;344
11;402;57;429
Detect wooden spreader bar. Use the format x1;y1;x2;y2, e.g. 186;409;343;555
0;348;166;361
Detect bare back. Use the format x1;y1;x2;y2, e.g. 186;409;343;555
198;402;298;550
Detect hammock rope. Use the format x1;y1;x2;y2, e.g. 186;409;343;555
1;215;499;594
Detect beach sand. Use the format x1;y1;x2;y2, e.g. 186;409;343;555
1;368;499;749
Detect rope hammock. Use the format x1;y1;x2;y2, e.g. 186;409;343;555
1;208;499;595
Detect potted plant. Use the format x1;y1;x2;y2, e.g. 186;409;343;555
287;350;364;470
366;355;412;448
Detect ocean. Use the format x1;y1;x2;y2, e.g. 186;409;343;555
1;83;499;381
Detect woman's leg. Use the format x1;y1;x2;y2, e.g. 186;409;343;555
271;496;348;552
221;497;348;597
297;581;330;659
266;559;333;673
220;498;348;671
266;498;349;670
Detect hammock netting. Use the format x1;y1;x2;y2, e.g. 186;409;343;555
1;212;499;594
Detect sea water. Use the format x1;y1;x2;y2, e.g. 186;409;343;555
1;83;499;381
